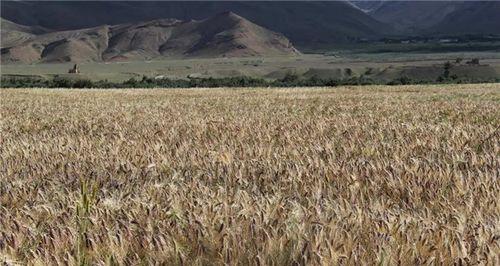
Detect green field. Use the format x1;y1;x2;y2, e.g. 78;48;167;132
2;52;500;82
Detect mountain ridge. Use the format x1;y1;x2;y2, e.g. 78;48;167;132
1;12;300;64
350;1;500;36
428;1;500;35
0;1;395;47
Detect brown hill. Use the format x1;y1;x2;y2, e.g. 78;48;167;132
0;1;394;47
1;18;50;48
1;12;299;64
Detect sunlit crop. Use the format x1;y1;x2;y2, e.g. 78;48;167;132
1;84;499;265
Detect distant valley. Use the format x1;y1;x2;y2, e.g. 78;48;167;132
1;0;498;82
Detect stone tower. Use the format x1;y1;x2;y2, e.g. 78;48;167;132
68;64;80;74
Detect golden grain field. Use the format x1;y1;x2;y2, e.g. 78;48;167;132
1;84;499;265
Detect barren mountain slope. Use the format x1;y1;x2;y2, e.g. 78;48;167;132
351;1;500;35
367;1;464;33
1;18;50;47
0;1;394;47
429;1;500;35
1;12;299;64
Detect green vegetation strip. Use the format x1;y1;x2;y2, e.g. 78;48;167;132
2;73;499;88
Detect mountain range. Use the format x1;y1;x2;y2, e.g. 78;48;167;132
0;1;393;48
1;1;499;64
350;0;500;35
4;1;498;40
1;12;299;63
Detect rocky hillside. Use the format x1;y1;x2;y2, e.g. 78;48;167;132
428;1;500;35
0;1;394;47
351;1;500;35
1;12;300;64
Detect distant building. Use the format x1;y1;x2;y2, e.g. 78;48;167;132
68;64;80;74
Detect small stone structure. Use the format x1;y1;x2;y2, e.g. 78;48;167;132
68;64;80;74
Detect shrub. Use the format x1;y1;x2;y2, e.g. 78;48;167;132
73;79;93;88
466;58;480;65
1;73;498;89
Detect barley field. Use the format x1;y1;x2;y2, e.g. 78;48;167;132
1;84;499;265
